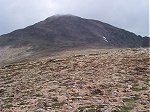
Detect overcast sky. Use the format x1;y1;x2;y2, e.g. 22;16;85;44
0;0;149;36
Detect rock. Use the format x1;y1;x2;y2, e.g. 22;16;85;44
0;87;6;94
91;89;103;95
51;97;58;102
35;108;47;112
57;95;67;103
140;100;148;105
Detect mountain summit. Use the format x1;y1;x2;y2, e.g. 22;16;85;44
0;15;149;64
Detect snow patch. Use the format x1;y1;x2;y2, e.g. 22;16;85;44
103;36;108;42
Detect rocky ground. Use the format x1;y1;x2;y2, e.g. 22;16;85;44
0;48;149;112
0;46;32;66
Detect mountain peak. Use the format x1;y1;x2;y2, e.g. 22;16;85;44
44;14;82;22
49;14;80;18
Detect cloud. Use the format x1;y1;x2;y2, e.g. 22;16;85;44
0;0;149;36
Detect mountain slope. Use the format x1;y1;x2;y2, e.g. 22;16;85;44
0;15;149;65
0;48;149;112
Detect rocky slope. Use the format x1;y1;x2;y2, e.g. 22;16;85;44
0;48;149;112
0;15;149;65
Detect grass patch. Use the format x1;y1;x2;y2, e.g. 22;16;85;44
119;102;134;112
119;105;133;112
85;108;97;112
35;93;43;97
0;88;6;96
120;97;135;112
131;84;142;91
132;94;140;100
51;102;65;109
143;76;150;85
2;104;13;109
132;84;148;91
78;105;107;112
4;97;13;103
78;105;95;112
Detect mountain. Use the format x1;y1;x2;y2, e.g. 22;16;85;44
142;36;150;47
0;15;149;65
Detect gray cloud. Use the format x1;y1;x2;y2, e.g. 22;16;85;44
0;0;149;36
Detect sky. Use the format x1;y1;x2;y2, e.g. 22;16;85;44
0;0;149;36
